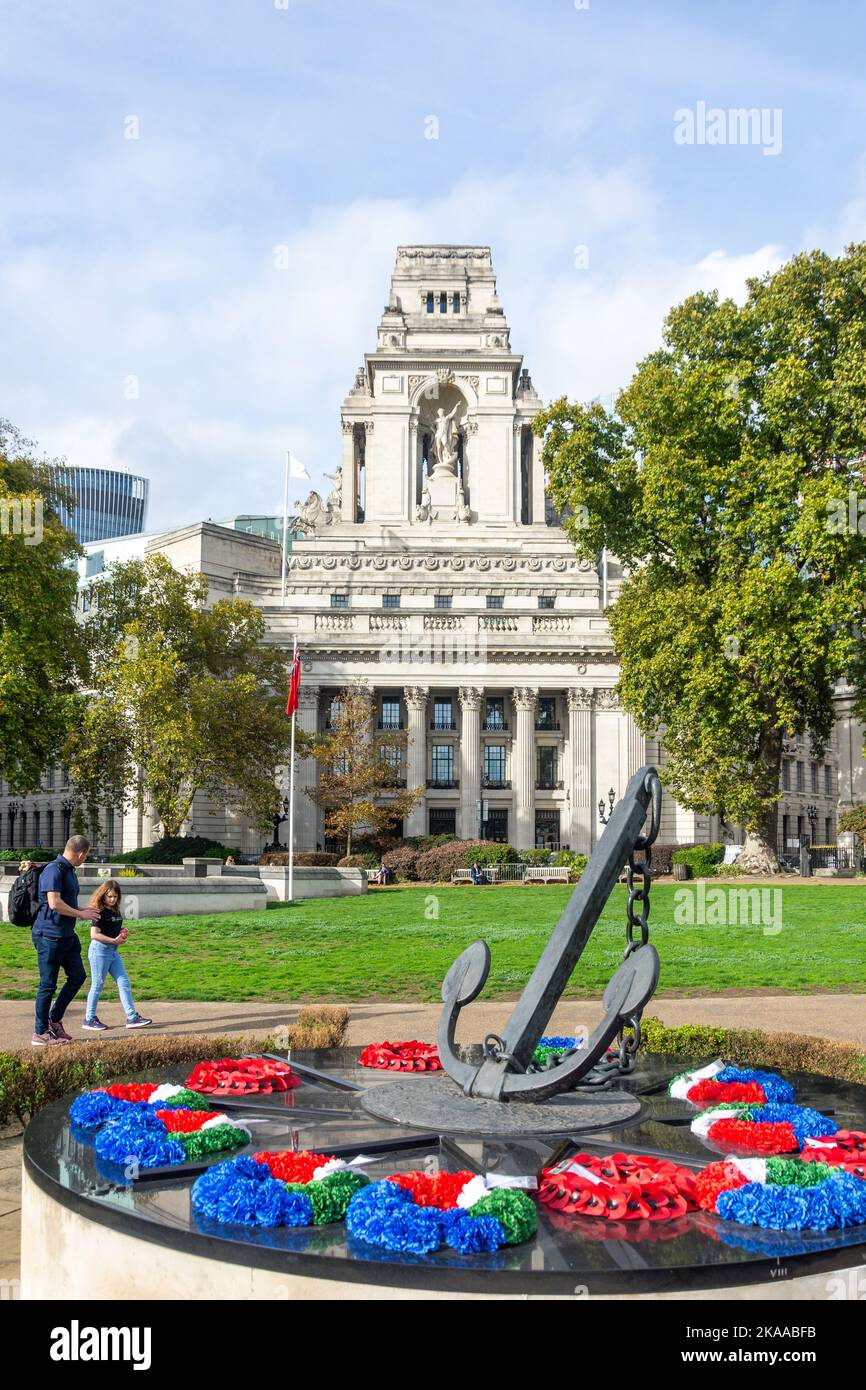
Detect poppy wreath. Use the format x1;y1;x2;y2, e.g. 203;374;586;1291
538;1152;698;1221
345;1177;537;1256
669;1061;794;1108
184;1057;300;1095
73;1101;251;1169
357;1041;442;1072
694;1156;866;1232
801;1131;866;1179
690;1102;837;1155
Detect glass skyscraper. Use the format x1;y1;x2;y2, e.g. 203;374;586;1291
48;466;149;543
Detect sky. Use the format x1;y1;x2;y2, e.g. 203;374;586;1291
2;0;866;531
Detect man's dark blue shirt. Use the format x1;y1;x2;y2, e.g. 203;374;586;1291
32;855;80;940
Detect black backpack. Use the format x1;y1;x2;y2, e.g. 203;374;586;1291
8;865;42;926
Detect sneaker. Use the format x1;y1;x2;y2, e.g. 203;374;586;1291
82;1017;108;1032
47;1019;73;1044
31;1031;61;1047
125;1013;153;1029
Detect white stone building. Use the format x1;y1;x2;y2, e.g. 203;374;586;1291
1;246;862;857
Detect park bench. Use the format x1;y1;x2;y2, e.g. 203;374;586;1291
524;865;570;884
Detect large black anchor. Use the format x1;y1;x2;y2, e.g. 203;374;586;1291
437;765;662;1103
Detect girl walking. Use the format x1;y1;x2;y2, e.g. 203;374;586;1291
82;880;152;1031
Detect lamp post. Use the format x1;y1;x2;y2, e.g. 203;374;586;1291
61;798;75;842
7;800;20;849
267;795;291;853
598;787;616;826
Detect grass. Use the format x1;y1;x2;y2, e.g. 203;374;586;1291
1;882;864;1004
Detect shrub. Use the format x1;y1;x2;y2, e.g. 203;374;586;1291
115;835;239;864
632;842;698;876
671;844;725;879
0;1010;351;1127
382;846;419;881
403;833;455;851
641;1017;866;1087
839;805;866;846
415;839;487;881
258;851;340;867
338;853;379;869
523;848;551;866
471;843;521;867
0;847;60;862
552;849;589;880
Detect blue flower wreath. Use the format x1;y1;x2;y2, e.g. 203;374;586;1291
94;1111;187;1169
714;1067;795;1104
345;1179;508;1256
717;1171;866;1232
70;1091;138;1128
192;1156;314;1228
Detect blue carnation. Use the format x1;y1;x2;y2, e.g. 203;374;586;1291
95;1115;185;1169
191;1157;312;1228
440;1208;506;1254
715;1067;795;1104
750;1103;836;1147
717;1171;866;1231
69;1091;130;1128
346;1181;444;1254
538;1036;577;1051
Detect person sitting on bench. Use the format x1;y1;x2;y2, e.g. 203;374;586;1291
469;861;487;885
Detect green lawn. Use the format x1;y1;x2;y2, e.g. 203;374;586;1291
2;882;864;1003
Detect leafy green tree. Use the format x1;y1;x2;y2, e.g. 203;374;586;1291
305;686;421;855
0;420;82;793
838;805;866;847
69;553;293;837
535;246;866;871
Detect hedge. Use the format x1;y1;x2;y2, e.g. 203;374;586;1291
338;853;379;869
0;1007;349;1127
382;846;420;881
0;848;61;863
258;851;340;867
671;844;726;879
640;1016;866;1086
115;835;239;864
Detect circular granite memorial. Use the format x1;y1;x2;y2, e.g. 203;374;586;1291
21;1048;866;1300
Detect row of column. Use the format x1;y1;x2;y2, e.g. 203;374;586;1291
292;683;645;851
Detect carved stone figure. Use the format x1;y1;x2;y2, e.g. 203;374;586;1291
415;483;432;523
294;491;332;532
431;403;462;476
453;484;471;524
323;466;343;514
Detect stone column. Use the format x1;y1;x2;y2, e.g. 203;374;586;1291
625;711;646;779
567;687;594;853
513;687;538;849
459;687;482;840
340;423;356;523
405;686;428;836
531;431;546;525
296;684;320;849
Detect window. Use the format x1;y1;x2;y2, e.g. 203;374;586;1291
430;745;454;784
486;595;503;609
382;594;400;609
46;808;54;845
825;816;833;843
381;746;402;783
33;809;40;845
535;809;561;850
538;595;554;610
327;699;344;728
432;699;454;730
380;699;401;730
484;745;507;786
439;291;447;313
810;763;818;794
796;762;805;793
484;697;506;731
452;292;460;313
434;594;452;609
331;593;349;609
536;747;558;788
426;291;434;313
429;807;456;836
782;813;790;846
824;765;833;796
781;761;790;791
537;697;557;730
484;808;508;843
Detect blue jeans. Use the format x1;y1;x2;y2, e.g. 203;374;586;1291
32;931;86;1034
86;941;136;1020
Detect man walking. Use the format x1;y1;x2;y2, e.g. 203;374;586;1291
31;835;99;1046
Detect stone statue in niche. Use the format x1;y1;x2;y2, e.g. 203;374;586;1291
431;403;463;476
294;491;333;532
323;467;343;514
415;483;432;523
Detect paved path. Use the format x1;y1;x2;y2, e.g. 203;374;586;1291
1;993;864;1051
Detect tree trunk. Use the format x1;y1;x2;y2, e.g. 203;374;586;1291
736;726;782;874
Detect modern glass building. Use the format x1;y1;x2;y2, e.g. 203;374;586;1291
48;466;149;543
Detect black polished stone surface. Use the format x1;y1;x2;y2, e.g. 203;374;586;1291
22;1049;866;1296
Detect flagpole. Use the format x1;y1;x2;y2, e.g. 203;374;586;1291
288;639;297;903
281;450;290;607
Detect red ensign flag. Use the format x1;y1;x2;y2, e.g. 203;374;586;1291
286;645;301;717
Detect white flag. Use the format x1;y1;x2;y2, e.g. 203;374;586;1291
289;453;310;480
